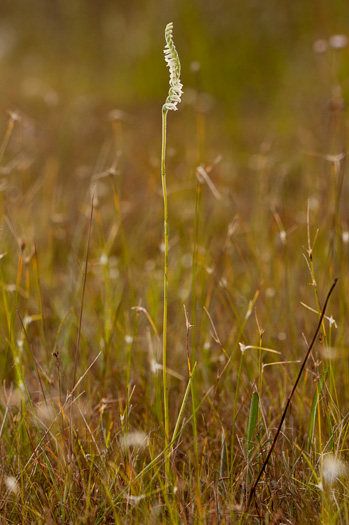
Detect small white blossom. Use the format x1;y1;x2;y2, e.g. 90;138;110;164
163;23;183;112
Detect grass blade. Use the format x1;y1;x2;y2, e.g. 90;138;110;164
247;392;259;457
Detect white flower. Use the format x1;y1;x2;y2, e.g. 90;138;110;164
163;23;183;112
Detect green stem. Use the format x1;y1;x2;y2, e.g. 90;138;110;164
191;181;202;507
161;106;170;480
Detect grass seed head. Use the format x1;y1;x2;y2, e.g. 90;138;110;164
323;455;348;486
120;431;149;452
5;476;18;494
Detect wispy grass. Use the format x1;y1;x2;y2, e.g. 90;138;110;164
0;13;348;525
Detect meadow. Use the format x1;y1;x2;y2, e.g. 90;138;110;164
0;2;348;523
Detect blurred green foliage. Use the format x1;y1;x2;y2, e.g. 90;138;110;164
1;0;349;124
0;1;348;275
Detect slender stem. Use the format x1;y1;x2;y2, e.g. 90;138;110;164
191;181;201;504
70;193;94;456
161;107;170;479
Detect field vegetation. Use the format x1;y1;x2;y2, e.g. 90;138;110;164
0;2;348;523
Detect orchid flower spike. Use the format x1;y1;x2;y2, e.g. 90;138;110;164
163;22;183;112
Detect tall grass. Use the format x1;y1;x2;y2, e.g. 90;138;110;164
0;15;348;525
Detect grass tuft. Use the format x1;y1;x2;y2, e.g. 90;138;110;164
0;10;348;524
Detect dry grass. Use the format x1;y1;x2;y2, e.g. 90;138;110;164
0;4;349;524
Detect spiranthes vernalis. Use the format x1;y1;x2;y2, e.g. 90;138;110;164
160;22;183;481
163;22;183;112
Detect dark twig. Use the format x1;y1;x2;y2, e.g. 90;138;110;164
246;278;338;510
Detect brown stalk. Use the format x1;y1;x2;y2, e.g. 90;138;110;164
246;278;338;510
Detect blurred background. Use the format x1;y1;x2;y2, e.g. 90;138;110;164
0;0;348;380
0;1;348;248
1;0;348;157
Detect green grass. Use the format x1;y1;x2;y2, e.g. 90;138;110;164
0;3;349;524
